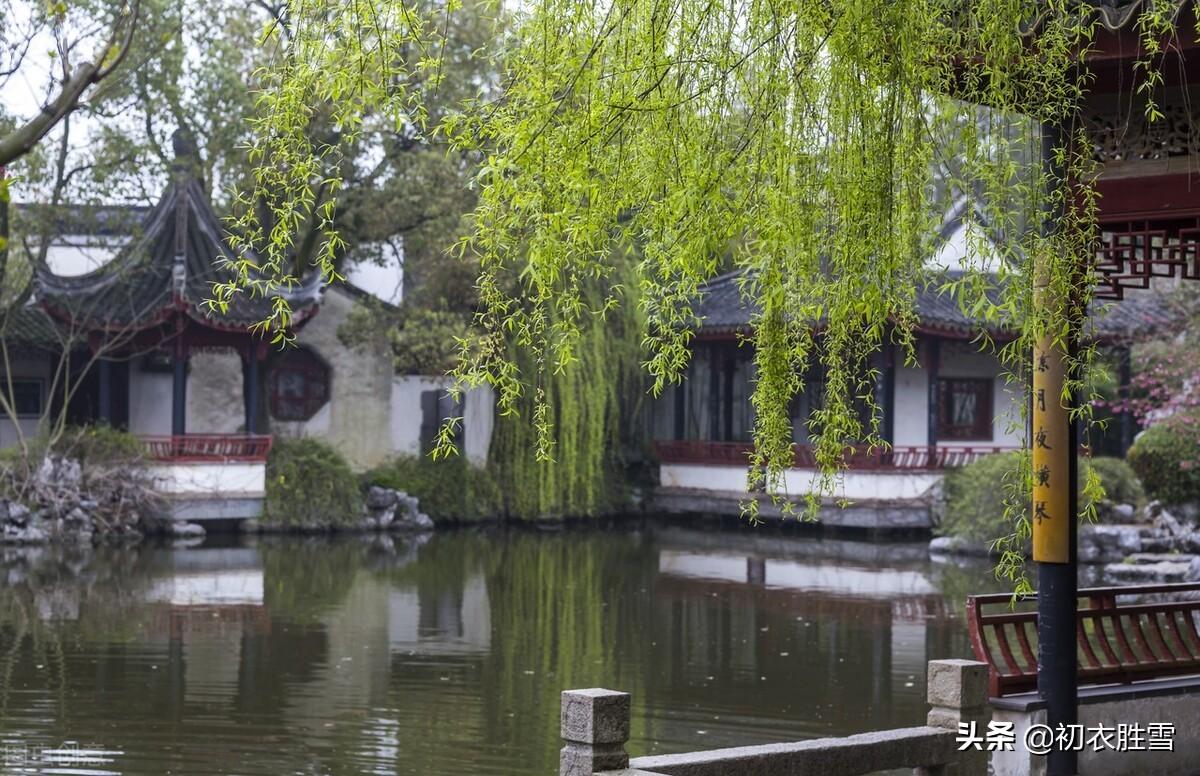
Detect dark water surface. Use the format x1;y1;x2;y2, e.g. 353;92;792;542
0;522;1005;775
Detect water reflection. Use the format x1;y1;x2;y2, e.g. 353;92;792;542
0;524;1004;775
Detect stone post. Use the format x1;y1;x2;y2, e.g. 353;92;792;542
560;688;630;776
925;659;991;776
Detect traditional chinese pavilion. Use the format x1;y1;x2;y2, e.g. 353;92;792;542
33;131;323;450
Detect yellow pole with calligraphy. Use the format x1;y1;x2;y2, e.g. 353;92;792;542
1032;300;1071;564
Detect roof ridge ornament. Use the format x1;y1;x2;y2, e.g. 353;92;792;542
172;128;197;165
171;128;193;301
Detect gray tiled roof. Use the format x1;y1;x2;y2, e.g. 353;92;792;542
34;175;320;332
694;269;1181;344
1023;0;1192;34
0;305;59;349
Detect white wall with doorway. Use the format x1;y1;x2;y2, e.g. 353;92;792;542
389;375;494;466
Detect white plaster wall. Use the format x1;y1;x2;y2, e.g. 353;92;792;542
273;286;395;470
147;462;266;496
893;360;930;447
659;463;944;502
119;288;496;471
389;375;494;466
186;350;245;434
931;214;1003;273
0;414;41;447
0;354;51;448
463;387;495;465
128;366;173;435
389;375;438;454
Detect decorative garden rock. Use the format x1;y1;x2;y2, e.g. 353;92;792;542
366;486;400;510
1108;503;1137;524
362;487;434;533
0;455;160;546
1078;525;1142;564
1103;553;1200;584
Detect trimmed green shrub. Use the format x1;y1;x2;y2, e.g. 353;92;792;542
363;454;501;523
1128;413;1200;505
940;451;1024;543
940;452;1147;542
264;437;361;527
1086;456;1144;507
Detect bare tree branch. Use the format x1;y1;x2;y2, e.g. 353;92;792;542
0;0;142;166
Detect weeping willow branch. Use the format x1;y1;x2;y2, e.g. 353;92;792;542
224;0;1190;568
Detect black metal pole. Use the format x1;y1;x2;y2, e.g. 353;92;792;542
1038;453;1078;776
1037;121;1078;776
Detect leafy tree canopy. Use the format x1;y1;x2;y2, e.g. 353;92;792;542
191;1;1194;576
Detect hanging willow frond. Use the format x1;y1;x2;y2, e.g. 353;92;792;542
222;0;1191;586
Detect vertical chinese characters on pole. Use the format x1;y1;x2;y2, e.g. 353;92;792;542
1033;329;1070;563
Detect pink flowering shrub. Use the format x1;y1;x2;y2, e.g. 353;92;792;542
1099;342;1200;426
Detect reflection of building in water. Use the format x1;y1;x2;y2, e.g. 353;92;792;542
656;548;947;677
143;548;269;638
648;531;962;741
387;572;491;655
139;548;271;710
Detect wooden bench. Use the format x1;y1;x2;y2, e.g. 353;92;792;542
967;582;1200;697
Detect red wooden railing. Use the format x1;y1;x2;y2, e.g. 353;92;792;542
653;440;1010;470
140;434;273;463
967;583;1200;697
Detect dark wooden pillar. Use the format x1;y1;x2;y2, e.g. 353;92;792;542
723;349;735;441
244;344;260;434
708;345;721;441
97;358;112;425
172;342;188;436
673;381;687;440
877;342;894;447
926;337;940;454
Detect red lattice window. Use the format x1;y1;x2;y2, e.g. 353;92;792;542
269;348;330;421
938;378;993;441
1095;217;1200;299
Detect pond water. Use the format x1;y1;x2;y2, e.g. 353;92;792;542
0;521;1006;775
